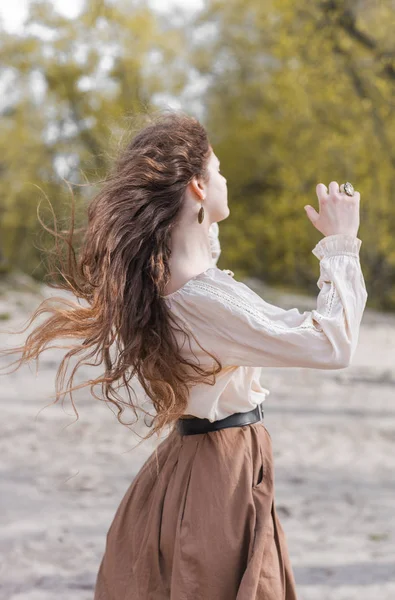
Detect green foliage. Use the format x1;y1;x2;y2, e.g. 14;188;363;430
0;0;394;308
0;0;188;280
189;0;395;309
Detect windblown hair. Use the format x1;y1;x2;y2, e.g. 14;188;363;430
0;109;223;448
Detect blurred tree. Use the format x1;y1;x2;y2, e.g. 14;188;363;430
188;0;395;309
0;0;394;309
0;0;188;279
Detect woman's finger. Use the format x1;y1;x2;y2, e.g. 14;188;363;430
316;183;328;209
316;183;328;197
304;204;320;224
328;181;340;195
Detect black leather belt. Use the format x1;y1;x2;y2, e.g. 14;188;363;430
176;403;264;436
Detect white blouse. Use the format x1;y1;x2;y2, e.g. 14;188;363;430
162;223;368;422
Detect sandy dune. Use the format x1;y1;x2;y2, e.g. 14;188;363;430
0;275;394;599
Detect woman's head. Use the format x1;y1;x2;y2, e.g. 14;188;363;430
164;140;229;285
186;146;228;226
0;109;224;448
84;110;228;298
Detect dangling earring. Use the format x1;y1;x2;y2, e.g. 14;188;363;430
198;197;205;224
198;204;205;224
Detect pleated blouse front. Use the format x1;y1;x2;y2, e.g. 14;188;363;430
161;223;368;423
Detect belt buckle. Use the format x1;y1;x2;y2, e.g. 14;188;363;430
257;403;264;422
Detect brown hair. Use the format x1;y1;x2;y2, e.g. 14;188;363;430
0;109;223;450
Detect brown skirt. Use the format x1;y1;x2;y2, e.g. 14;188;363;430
93;420;298;599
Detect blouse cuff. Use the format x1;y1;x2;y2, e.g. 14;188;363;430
312;234;362;260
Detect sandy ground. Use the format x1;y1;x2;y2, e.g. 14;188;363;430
0;274;394;600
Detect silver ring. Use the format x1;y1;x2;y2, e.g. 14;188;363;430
342;182;355;196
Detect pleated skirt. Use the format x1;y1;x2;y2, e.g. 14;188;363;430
93;419;298;599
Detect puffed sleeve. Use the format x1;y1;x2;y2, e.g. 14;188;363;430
208;222;221;266
176;234;368;369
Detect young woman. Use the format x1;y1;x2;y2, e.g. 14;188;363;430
1;111;368;599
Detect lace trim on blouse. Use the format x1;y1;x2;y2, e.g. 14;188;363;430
188;280;327;335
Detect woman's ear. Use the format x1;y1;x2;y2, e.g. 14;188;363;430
189;175;206;200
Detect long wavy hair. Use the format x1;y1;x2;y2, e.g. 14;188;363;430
0;109;223;450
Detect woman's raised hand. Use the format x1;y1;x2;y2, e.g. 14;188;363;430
304;182;360;238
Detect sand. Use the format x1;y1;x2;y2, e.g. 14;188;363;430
0;274;394;599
